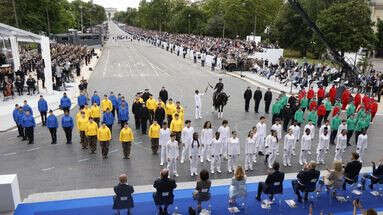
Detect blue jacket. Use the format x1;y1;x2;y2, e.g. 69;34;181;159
60;96;72;109
91;95;100;106
13;108;19;123
103;112;114;125
46;115;58;128
38;99;48;112
109;95;118;108
15;110;24;125
118;106;129;122
61;115;74;128
77;95;87;107
117;97;123;109
22;104;33;115
22;115;36;128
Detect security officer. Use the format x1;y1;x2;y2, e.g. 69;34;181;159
46;110;58;144
243;87;252;112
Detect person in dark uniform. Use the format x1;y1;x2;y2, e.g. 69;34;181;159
291;162;320;202
132;95;142;130
155;103;166;127
159;86;168;103
256;162;284;201
153;169;177;215
253;87;262;113
264;88;272;114
142;89;151;102
214;78;224;93
281;103;293;132
343;152;362;190
140;103;150;135
113;174;134;215
243;87;252;112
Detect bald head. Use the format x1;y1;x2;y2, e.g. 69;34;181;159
119;174;127;184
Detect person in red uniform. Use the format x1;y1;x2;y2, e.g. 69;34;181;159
362;95;370;110
298;89;306;102
317;102;326;127
329;85;337;105
317;86;325;105
332;102;341;117
370;99;378;122
309;99;317;111
341;89;351;110
307;87;315;104
354;93;361;109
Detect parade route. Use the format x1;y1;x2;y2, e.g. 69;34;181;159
1;22;383;201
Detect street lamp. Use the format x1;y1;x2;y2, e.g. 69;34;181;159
188;14;191;34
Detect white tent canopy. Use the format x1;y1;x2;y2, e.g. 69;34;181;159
0;23;53;93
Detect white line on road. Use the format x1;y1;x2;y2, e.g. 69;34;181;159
110;149;118;153
26;147;41;152
134;142;142;145
41;167;55;171
78;158;90;162
3;152;17;156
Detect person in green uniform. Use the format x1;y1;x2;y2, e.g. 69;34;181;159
294;108;304;126
354;118;365;144
280;92;288;107
330;113;341;145
364;111;371;130
346;114;356;146
306;109;318;125
346;102;355;118
357;107;366;121
324;98;332;121
300;96;308;112
271;99;282;124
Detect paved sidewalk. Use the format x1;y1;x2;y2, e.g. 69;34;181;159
0;49;102;132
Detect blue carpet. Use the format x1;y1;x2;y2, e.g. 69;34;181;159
15;180;383;215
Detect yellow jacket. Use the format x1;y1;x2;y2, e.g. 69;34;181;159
173;111;184;122
98;126;111;141
149;123;161;138
90;105;101;118
101;99;113;112
158;101;165;109
86;121;98;136
83;107;91;118
165;103;176;115
120;127;134;142
77;116;89;131
146;98;157;110
170;118;183;132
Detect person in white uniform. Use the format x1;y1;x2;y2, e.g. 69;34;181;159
289;121;301;156
166;133;179;177
271;119;282;155
218;120;230;159
316;127;330;164
265;130;279;169
245;130;255;171
227;131;240;173
299;128;312;165
256;116;267;155
194;90;204;119
283;128;295;166
251;126;259;163
200;121;213;162
334;129;347;162
181;120;194;163
319;120;331;151
211;132;222;173
338;120;347;136
159;122;171;166
189;132;201;176
356;130;368;163
304;120;315;155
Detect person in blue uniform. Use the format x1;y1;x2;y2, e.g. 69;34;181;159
61;110;74;144
103;108;115;134
77;91;87;108
22;110;35;144
60;93;72;112
38;95;48;126
109;92;118;117
46;110;58;144
118;101;129;128
13;104;24;138
22;100;33;115
91;91;100;106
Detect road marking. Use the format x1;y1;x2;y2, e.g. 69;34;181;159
41;167;55;171
26;147;41;152
78;158;90;162
3;152;17;156
110;149;118;153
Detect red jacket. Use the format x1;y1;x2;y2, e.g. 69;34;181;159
341;90;350;103
307;89;315;99
332;106;340;116
362;96;370;109
298;89;306;101
317;104;326;116
309;101;317;111
370;101;378;113
329;87;337;100
354;93;361;107
317;88;325;99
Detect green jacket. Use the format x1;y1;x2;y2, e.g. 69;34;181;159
300;98;308;108
346;104;355;117
280;95;288;107
307;111;318;125
357;109;366;121
325;100;332;111
271;102;282;115
355;119;365;132
294;110;304;123
364;114;371;129
331;117;341;130
346;118;356;131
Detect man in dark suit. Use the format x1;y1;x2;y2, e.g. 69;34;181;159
343;152;362;190
281;103;293;132
153;169;177;215
142;89;151;102
159;86;168;103
113;174;134;215
361;158;383;190
253;87;262;113
132;95;142;130
292;162;320;202
256;162;285;201
140;103;150;135
244;87;252;112
264;88;272;114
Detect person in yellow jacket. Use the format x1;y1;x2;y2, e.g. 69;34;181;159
157;98;165;109
98;123;111;159
173;106;184;124
165;98;176;125
83;104;91;119
120;123;134;159
146;95;157;124
175;101;184;115
90;102;101;125
101;94;113;112
170;113;183;144
77;111;89;149
86;117;98;154
149;120;161;154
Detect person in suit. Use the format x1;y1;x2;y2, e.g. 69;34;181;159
243;87;252;112
256;162;285;201
292;162;320;202
264;88;272;114
140;104;150;135
343;152;362;190
113;174;134;215
153;169;177;215
361;159;383;190
159;86;168;103
132;95;142;130
253;87;262;113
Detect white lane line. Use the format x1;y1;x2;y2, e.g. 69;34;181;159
110;149;118;153
41;167;55;171
134;141;142;145
78;158;90;162
26;147;41;152
3;152;17;156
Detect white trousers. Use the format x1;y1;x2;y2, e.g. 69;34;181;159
160;145;166;165
190;155;198;175
222;141;228;158
299;149;309;165
316;148;326;164
200;146;211;162
334;147;343;162
283;146;293;166
210;155;221;173
268;150;277;169
292;139;298;155
167;158;178;175
181;143;191;162
195;106;202;119
258;137;265;153
245;154;253;170
357;148;366;163
227;155;238;172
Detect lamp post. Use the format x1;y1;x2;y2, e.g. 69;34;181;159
188;14;191;34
